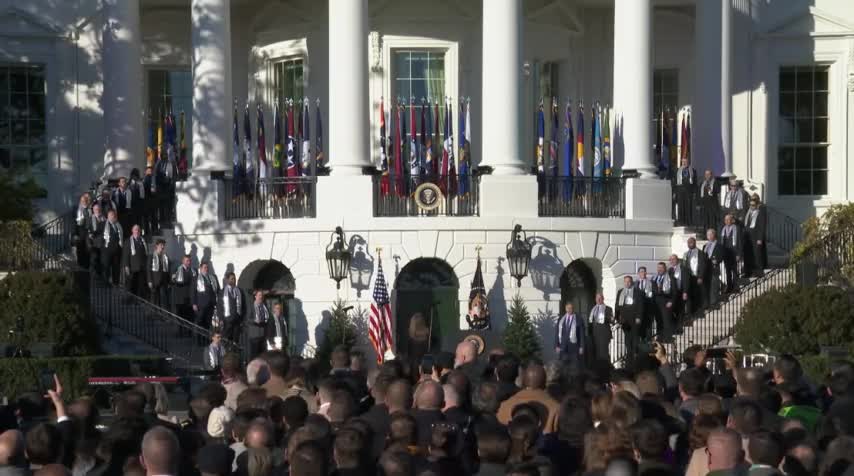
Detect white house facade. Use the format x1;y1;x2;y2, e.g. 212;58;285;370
2;0;852;356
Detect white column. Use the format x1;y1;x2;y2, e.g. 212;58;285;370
612;0;655;176
328;0;370;175
480;0;525;175
102;0;143;178
720;0;734;177
191;0;232;172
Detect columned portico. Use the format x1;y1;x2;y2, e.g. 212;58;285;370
102;0;144;179
191;0;232;173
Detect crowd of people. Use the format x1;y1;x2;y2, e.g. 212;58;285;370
3;341;854;476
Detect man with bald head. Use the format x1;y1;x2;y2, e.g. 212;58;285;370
412;380;446;447
706;428;746;476
0;430;27;476
495;362;560;433
140;426;180;476
244;418;274;449
454;339;485;387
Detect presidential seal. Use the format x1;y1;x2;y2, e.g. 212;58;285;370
414;182;443;211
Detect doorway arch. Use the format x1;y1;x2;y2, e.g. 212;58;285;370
238;259;297;351
394;258;460;361
559;259;598;319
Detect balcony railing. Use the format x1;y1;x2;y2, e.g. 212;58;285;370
223;177;317;219
373;175;480;217
538;176;626;218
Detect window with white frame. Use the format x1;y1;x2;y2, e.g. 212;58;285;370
0;64;47;186
778;65;829;196
392;50;445;139
148;69;192;158
270;58;305;114
652;69;679;143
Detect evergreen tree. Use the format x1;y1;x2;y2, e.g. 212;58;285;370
315;298;358;370
502;293;541;362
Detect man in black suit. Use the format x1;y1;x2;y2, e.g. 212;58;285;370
635;266;656;339
147;238;171;309
672;158;697;226
683;237;708;317
720;213;743;293
554;302;585;368
265;301;288;353
88;203;107;277
668;254;692;330
220;271;244;343
587;293;613;364
142;166;158;235
172;254;196;327
193;261;219;343
722;179;750;224
122;225;148;297
245;290;269;360
155;155;178;227
703;229;724;308
111;177;131;237
411;380;446;447
652;262;677;344
101;209;123;285
699;170;719;231
616;276;644;367
744;194;768;278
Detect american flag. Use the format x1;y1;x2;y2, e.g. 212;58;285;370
369;259;394;364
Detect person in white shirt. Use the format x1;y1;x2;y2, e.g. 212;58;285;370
587;293;614;364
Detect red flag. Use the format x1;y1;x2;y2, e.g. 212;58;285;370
394;105;405;196
379;98;390;196
286;100;300;196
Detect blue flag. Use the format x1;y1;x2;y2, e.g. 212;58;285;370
563;101;574;202
458;100;469;195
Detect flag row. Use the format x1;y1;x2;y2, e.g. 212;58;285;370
656;107;692;179
377;97;473;198
146;111;189;177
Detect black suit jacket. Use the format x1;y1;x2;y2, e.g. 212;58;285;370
616;287;644;327
670;264;691;293
264;313;288;350
192;273;219;310
411;408;445;446
652;273;678;301
672;167;698;187
245;302;269;339
721;224;744;258
172;266;196;305
121;237;148;272
554;313;586;353
684;247;708;279
587;304;614;325
745;206;767;241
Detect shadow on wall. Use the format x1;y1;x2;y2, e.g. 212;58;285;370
533;303;558;357
528;237;565;301
348;234;374;298
483;257;508;351
291;297;309;356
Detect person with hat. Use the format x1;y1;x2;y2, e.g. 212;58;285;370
743;193;768;278
196;444;235;476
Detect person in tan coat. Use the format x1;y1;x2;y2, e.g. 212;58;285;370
496;362;560;433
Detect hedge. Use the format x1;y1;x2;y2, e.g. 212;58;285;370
734;284;854;356
0;221;36;270
0;355;167;400
0;271;100;356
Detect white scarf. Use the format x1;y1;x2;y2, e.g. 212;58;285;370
76;205;89;226
747;208;759;228
103;221;123;248
686;248;699;275
254;302;268;324
197;273;215;293
273;313;285;339
722;224;738;246
559;314;577;345
619;287;633;306
671;266;683;289
589;304;606;324
676;167;694;185
656;273;671;293
131;179;145;199
701;179;715;197
174;265;193;284
724;189;744;209
151;252;169;272
223;285;242;318
129;236;146;256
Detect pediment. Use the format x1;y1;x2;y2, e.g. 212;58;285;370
0;7;63;38
526;0;583;34
763;6;854;38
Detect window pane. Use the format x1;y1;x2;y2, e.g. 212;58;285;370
10;71;27;92
796;70;812;90
796;92;812;117
813;170;827;195
779;92;795;116
11;121;26;143
28;120;44;145
814;92;827;117
0;119;8;145
28;95;45;120
794;147;811;170
813;118;827;142
813;147;827;169
794;170;812;195
394;52;409;79
779;148;795;170
30;148;47;174
28;67;45;93
10;94;27;118
814;69;828;91
410;53;427;80
779;118;795;144
796;119;812;143
779;69;796;91
778;170;794;195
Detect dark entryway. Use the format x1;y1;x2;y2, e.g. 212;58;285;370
238;259;297;352
559;260;598;320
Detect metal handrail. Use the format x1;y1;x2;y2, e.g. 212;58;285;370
538;176;626;218
766;206;803;253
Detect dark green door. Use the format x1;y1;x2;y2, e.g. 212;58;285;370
560;261;596;321
395;287;460;354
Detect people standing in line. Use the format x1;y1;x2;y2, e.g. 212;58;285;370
221;272;245;344
703;229;724;308
111;177;131;237
744;193;768;278
88;203;106;277
101;209;123;285
554;302;585;368
699;170;719;231
128;168;146;236
148;239;171;309
97;187;116;217
122;224;148;298
265;302;288;353
673;158;697;226
722;179;749;225
616;275;644;367
193;261;220;345
587;293;613;364
683;237;708;318
172;254;198;334
635;267;655;339
74;193;92;269
720;214;743;293
668;254;691;330
652;262;677;344
143;166;159;235
246;290;269;360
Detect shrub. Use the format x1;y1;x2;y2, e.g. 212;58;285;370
734;284;854;356
0;355;166;400
0;221;36;270
0;271;100;356
503;293;542;362
314;298;359;369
